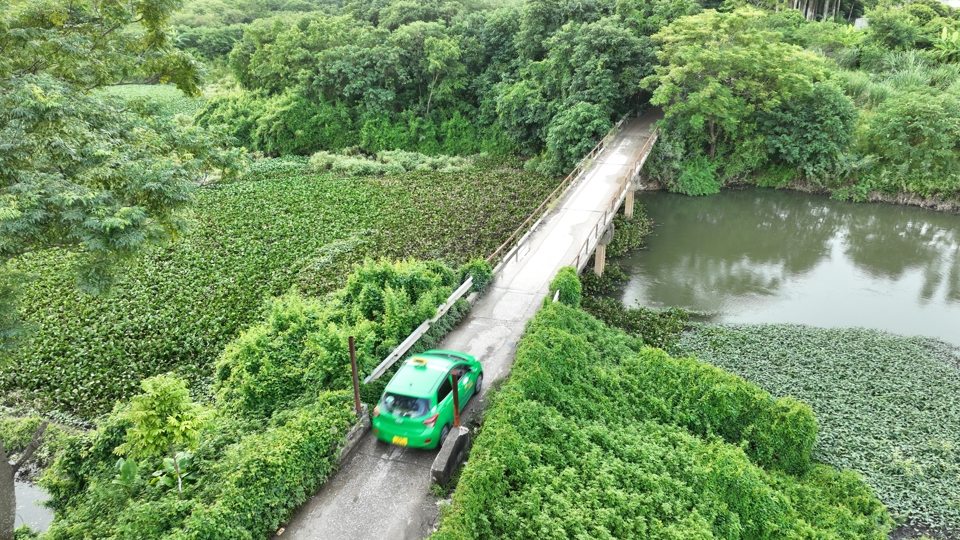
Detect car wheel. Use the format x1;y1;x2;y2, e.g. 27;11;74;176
438;423;451;448
474;373;483;396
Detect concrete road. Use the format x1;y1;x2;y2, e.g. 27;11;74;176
276;110;662;540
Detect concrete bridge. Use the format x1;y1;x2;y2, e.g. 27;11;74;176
276;107;663;540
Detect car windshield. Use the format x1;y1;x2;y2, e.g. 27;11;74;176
382;393;430;418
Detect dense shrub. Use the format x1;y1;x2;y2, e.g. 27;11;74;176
198;93;490;157
432;303;891;539
169;393;355;540
193;0;682;165
546;267;581;308
759;82;858;181
672;155;721;196
102;85;207;119
605;212;653;258
0;416;79;473
540;101;612;176
457;258;493;293
858;89;960;197
580;296;688;349
522;305;817;474
216;259;459;419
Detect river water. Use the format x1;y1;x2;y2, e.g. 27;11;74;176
14;480;53;532
617;188;960;346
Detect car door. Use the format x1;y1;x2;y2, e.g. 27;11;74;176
450;363;476;405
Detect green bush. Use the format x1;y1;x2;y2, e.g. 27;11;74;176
431;303;890;539
244;156;311;182
605;212;653;257
215;259;458;419
522;304;817;475
103;85;207;119
759;82;858;181
253;93;358;156
170;392;355;540
546;267;581;308
457;259;493;293
672;155;721;196
858;89;960;197
309;149;472;176
14;527;39;540
580;296;688;350
539;101;613;176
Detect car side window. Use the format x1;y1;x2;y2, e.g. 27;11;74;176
451;365;467;380
437;376;452;403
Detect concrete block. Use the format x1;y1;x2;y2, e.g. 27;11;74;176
337;404;369;466
430;426;471;486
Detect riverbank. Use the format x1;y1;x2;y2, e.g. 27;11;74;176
637;176;960;214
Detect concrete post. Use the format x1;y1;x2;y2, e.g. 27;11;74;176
594;244;606;276
624;189;635;218
594;224;615;277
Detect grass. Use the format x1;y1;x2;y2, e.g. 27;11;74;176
676;324;960;532
1;163;557;418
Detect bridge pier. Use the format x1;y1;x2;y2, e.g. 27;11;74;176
594;223;614;276
624;189;635;218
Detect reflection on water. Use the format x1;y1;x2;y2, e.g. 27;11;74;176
618;189;960;345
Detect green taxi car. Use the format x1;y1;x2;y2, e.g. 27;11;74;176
372;350;483;450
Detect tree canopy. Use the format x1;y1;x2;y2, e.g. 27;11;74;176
0;0;243;350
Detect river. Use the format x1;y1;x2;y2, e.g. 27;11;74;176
616;188;960;346
14;480;52;532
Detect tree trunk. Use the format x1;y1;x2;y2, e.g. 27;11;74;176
170;444;183;501
0;422;47;540
425;71;440;119
1;437;15;540
708;116;717;159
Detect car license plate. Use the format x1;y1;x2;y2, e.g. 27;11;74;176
392;436;408;446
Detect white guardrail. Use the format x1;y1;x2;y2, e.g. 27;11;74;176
363;276;474;383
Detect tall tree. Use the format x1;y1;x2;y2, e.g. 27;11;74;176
644;8;830;162
0;0;242;350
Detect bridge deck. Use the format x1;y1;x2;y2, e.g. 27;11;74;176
276;108;662;540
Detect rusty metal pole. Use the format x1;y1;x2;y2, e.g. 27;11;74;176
451;373;461;427
349;336;361;417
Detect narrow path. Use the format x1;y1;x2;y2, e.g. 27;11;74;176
276;109;662;540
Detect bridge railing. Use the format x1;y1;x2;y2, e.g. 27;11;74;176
485;111;635;272
363;112;648;383
572;126;660;271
